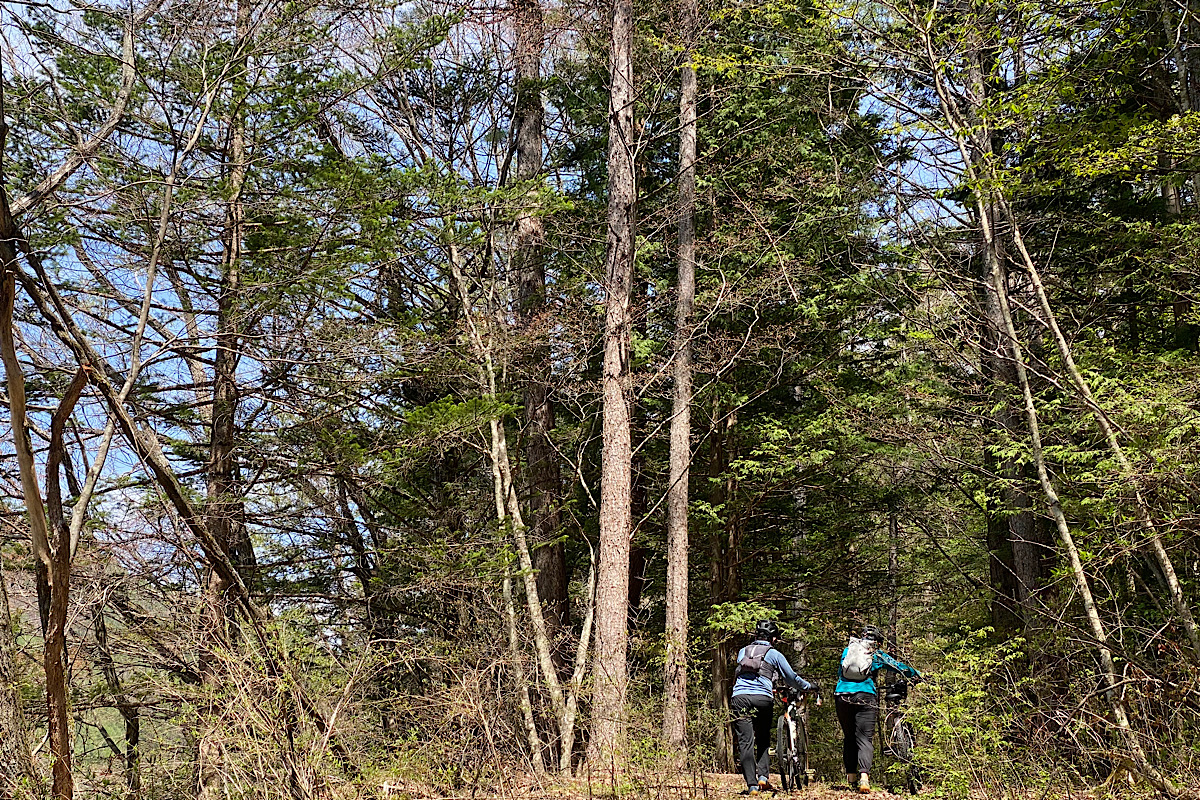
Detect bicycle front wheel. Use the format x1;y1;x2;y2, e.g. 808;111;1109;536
776;714;795;792
794;712;808;787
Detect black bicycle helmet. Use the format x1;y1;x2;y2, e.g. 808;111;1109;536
862;625;884;645
755;619;781;641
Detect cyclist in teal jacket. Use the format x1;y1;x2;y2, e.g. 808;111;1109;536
834;625;920;794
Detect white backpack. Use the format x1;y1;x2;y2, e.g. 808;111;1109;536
841;637;874;681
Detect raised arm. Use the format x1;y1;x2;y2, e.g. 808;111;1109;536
875;650;921;680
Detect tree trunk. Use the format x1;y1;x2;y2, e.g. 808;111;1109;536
557;546;597;774
447;243;586;772
587;0;636;770
662;10;697;764
94;605;140;797
1;185;73;800
966;21;1042;633
512;0;568;638
888;508;900;638
978;249;1025;633
503;571;544;773
707;405;737;773
199;4;254;795
42;565;71;800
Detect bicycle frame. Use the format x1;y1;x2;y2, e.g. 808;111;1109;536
775;686;820;790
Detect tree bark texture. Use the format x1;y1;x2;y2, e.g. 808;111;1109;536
199;3;254;796
1;168;74;800
587;0;636;771
707;406;738;772
967;27;1042;633
662;14;697;764
512;0;568;637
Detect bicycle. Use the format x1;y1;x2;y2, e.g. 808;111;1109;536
774;684;820;791
880;678;921;794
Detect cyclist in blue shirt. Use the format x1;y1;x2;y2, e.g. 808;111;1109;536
835;625;921;793
731;620;819;794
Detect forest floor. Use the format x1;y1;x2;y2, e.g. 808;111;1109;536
375;771;1068;800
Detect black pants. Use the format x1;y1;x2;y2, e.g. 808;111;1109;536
835;695;878;774
731;693;774;788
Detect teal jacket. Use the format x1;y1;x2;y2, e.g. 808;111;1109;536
834;646;920;696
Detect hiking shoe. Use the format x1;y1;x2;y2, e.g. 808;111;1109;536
858;773;871;793
847;773;859;790
758;779;776;793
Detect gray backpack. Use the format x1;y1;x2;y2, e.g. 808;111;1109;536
738;643;777;682
841;637;875;682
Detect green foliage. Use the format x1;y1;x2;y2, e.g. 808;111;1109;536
705;601;781;638
905;631;1028;797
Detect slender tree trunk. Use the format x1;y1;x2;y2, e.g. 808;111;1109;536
707;405;736;772
42;566;71;800
503;572;544;773
512;0;568;638
988;230;1184;798
487;382;546;774
199;4;253;795
0;73;45;800
94;606;140;797
998;201;1200;667
979;246;1028;632
1;168;73;800
888;508;900;638
662;8;697;764
587;0;637;770
557;545;597;773
448;244;587;772
1;296;72;800
629;283;650;617
966;25;1040;632
490;417;569;730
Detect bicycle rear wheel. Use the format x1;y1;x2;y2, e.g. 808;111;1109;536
890;719;920;794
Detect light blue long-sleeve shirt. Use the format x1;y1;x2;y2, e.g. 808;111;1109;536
834;646;920;696
731;640;815;698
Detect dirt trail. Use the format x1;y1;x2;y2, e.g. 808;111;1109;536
677;772;910;799
377;772;922;800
